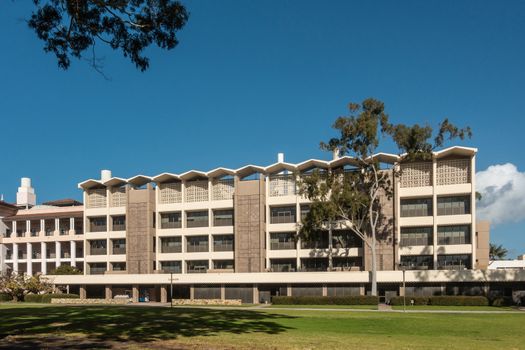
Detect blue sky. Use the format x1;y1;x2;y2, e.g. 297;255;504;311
0;1;524;256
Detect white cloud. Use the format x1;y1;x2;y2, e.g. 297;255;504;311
476;163;525;225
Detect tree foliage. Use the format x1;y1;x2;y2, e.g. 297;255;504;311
49;264;83;275
0;272;52;301
297;98;472;296
489;243;508;260
28;0;189;72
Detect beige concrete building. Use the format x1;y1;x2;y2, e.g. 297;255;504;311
2;146;524;303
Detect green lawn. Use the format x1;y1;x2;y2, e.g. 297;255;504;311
0;303;524;349
391;305;517;311
266;304;378;310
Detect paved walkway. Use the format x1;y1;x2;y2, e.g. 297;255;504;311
125;302;525;314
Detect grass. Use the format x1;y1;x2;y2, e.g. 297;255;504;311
391;305;517;311
0;303;524;349
266;304;378;310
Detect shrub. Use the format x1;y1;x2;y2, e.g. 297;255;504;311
389;296;429;306
24;293;80;303
271;296;379;305
490;297;514;307
429;296;489;306
0;292;12;302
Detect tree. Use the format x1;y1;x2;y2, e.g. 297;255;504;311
0;271;52;301
489;243;508;260
28;0;189;72
297;98;471;296
49;264;83;275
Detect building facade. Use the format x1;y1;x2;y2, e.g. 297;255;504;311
1;146;524;303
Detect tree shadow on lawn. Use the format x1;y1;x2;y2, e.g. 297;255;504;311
0;305;296;348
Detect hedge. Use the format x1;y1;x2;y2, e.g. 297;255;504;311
271;296;379;305
390;296;489;306
24;293;80;303
0;293;12;302
490;297;514;307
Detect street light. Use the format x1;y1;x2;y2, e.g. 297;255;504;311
170;272;173;308
398;264;406;313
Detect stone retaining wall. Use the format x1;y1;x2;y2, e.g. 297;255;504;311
51;298;131;305
171;299;242;306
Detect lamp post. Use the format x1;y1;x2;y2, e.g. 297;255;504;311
398;264;406;313
170;272;173;308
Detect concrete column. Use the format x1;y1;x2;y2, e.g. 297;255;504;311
322;284;328;297
26;220;31;237
41;242;47;274
220;284;225;300
399;284;405;297
132;285;139;302
80;285;87;299
161;285;168;303
359;284;365;296
11;221;16;238
190;284;195;300
40;219;45;236
27;243;32;275
54;218;60;235
70;217;75;235
13;242;18;273
287;284;292;297
55;241;61;267
70;240;76;266
253;284;259;304
105;285;112;300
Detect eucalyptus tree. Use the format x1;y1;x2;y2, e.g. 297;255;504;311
28;0;189;72
297;98;471;296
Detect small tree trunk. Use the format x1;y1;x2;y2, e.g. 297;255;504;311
328;220;333;271
370;229;378;296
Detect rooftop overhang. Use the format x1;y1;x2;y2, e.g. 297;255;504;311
433;146;477;159
78;179;103;190
152;173;181;183
265;162;297;174
127;175;152;187
296;159;329;172
329;156;360;169
103;177;127;187
179;170;208;181
235;165;266;179
206;168;236;179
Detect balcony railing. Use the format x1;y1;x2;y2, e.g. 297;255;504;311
90;225;107;233
47;253;56;259
32;252;42;259
90;248;107;255
89;267;106;275
161;221;182;229
45;229;54;236
161;245;182;253
162;266;182;273
59;228;69;235
187;266;208;273
213;218;233;226
30;229;39;237
186;220;208;228
270;242;296;250
186;245;209;253
270;215;296;224
213;243;233;252
112;247;126;255
61;252;71;259
112;224;126;231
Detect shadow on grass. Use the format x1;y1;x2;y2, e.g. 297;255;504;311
0;305;296;349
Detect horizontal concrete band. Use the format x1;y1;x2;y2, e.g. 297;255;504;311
44;269;525;285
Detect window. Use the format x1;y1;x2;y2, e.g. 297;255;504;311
270;206;296;224
400;255;433;270
270;232;296;250
400;198;432;217
187;260;209;273
213;235;234;252
437;225;471;245
111;262;126;271
300;258;328;272
160;237;182;253
160;212;182;229
186;236;209;252
112;239;126;254
160;261;182;273
89;240;107;255
300;204;310;221
437;196;470;216
437;254;471;270
333;257;362;270
270;259;296;272
213;260;234;270
112;216;126;231
88;262;106;275
89;217;107;232
301;231;329;249
186;211;209;228
213;209;234;226
400;227;433;246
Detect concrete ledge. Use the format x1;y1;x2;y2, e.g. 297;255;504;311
51;298;130;305
171;299;242;306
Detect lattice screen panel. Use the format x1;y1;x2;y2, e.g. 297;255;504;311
87;189;107;208
269;174;296;197
437;159;470;185
110;187;127;207
400;163;433;188
212;179;234;200
159;182;182;204
185;180;209;202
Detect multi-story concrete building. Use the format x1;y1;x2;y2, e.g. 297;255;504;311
1;146;524;303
